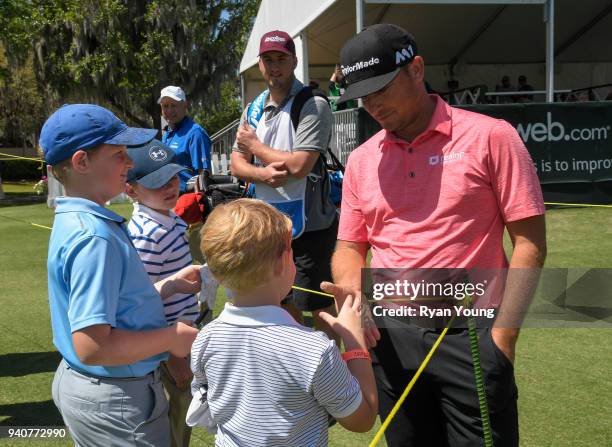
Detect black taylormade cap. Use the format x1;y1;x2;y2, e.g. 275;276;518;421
338;24;418;104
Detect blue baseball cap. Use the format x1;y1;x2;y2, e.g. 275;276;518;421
39;104;158;165
127;140;187;189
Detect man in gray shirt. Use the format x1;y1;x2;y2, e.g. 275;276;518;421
231;30;338;340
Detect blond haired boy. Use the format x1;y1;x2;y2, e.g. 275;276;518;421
40;104;200;446
189;199;378;446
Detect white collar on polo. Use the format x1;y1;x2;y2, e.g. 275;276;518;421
216;302;301;327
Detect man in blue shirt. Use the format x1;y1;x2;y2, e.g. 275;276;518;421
159;86;212;192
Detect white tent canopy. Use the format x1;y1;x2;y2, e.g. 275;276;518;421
240;0;612;103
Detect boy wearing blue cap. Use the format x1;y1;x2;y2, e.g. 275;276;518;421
125;139;200;447
40;104;200;446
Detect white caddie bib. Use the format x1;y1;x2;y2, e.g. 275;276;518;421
253;97;307;239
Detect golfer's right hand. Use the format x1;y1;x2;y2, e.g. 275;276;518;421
321;281;381;348
169;321;199;358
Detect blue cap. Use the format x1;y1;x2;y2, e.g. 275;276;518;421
39;104;158;165
127;140;187;189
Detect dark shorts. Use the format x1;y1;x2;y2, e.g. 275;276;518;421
372;319;518;447
287;217;338;311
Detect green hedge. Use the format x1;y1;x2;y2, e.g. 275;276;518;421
0;159;46;180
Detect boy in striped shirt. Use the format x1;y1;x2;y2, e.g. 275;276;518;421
126;139;199;447
190;199;378;446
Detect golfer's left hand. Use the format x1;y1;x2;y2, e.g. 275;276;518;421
171;265;202;295
491;327;517;365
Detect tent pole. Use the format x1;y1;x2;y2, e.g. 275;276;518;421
545;0;555;103
240;74;246;110
356;0;365;108
356;0;364;32
300;30;310;85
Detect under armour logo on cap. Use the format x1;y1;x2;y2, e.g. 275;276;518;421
127;139;187;189
149;145;168;162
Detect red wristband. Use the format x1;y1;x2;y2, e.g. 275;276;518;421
341;349;371;362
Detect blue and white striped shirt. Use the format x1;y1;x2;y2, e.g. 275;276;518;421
191;303;362;446
128;203;199;324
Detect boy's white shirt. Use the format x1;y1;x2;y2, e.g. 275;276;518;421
188;302;363;438
186;303;301;432
215;301;301;327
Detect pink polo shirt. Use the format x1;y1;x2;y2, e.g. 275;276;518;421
339;95;545;273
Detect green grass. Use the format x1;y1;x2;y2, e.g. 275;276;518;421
0;203;611;446
0;181;46;208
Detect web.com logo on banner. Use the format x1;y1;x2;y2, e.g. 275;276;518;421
516;112;611;143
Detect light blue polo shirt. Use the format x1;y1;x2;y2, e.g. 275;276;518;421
162;117;212;192
48;197;168;377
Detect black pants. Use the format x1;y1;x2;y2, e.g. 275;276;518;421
372;322;518;447
288;217;338;311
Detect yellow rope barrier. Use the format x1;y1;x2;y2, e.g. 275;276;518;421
291;285;334;298
544;201;612;208
0;213;52;230
368;317;455;447
0;152;45;162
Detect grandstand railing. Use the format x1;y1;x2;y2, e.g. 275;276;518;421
210;119;240;174
557;83;612;102
210;109;360;174
485;84;612;103
439;85;488;105
330;108;359;165
486;89;571;103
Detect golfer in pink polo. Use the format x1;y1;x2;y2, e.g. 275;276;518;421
321;24;546;447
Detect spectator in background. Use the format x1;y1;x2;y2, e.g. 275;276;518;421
159;86;212;193
329;64;357;111
231;30;339;343
517;75;534;102
495;75;515;104
159;85;212;263
309;80;328;98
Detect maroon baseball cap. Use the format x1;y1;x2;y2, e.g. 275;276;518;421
259;30;296;56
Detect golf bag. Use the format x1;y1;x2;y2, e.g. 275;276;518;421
176;171;251;225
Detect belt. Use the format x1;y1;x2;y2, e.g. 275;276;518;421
63;360;161;382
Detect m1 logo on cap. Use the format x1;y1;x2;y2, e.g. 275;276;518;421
341;57;380;76
149;145;168;162
265;36;286;43
395;45;415;65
